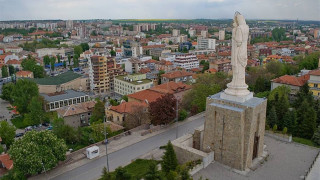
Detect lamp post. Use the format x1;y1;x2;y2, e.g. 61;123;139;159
176;98;179;139
104;116;110;172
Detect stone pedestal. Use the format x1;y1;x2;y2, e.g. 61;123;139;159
202;92;267;171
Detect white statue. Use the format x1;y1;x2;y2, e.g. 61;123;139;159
221;12;253;102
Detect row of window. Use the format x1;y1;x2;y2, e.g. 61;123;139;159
48;96;89;110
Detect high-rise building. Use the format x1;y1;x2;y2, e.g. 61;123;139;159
133;25;141;32
189;29;196;37
314;29;320;39
172;29;180;37
197;37;216;50
201;30;208;38
174;53;199;70
66;20;73;30
90;56;109;94
219;30;225;40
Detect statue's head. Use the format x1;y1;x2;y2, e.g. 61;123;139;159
236;14;246;25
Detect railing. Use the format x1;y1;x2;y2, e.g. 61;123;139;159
304;150;320;179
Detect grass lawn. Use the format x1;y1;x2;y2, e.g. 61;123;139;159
11;116;28;129
107;159;160;179
293;137;320;148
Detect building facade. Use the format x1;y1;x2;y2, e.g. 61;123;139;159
174;53;199;70
114;74;154;96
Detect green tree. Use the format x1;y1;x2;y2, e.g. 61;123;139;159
299;100;317;139
43;55;51;65
268;106;278;128
68;54;71;65
57;54;61;63
9;131;67;176
145;162;162;180
149;94;176;125
169;41;173;45
283;109;297;135
110;50;116;56
80;43;90;51
1;65;9;77
114;166;131;180
179;109;188;121
162;141;178;174
294;83;314;109
50;57;56;71
272;27;286;42
275;94;289;130
52;118;78;144
0;82;15;103
24;96;46;126
11;79;39;114
90;100;106;124
21;55;45;78
63;61;67;68
8;65;15;76
312;126;320;145
178;165;192;180
74;46;83;57
121;95;128;102
0;121;16;147
100;166;113;180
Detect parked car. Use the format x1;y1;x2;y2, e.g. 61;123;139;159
42;122;50;127
15;133;24;138
46;126;53;130
25;126;33;132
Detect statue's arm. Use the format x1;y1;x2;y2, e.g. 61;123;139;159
235;28;243;47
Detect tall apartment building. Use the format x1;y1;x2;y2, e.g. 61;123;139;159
189;29;196;37
90;56;109;94
172;29;180;37
201;30;208;38
174;53;199;70
133;25;141;32
66;20;73;30
107;58;126;91
197;37;216;50
219;30;225;40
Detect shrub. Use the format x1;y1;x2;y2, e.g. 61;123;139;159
283;127;288;134
273;124;278;132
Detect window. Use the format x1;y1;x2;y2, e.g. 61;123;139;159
60;101;63;107
69;99;72;105
81;97;84;102
315;84;318;88
55;102;59;109
77;98;80;103
50;103;54;110
73;99;77;104
64;100;68;106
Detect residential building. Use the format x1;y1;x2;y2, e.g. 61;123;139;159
57;101;96;127
156;60;174;72
4;47;23;53
209;59;231;73
172;29;180;37
174;53;199;70
41;90;90;111
161;70;194;84
197;37;216;50
66;20;73;29
107;58;126;91
114;74;154;96
189;29;196;37
16;70;34;78
90;56;109;94
125;58;147;73
201;30;208;38
271;74;310;98
106;101;147;125
0;154;13;171
308;70;320;97
219;30;225;40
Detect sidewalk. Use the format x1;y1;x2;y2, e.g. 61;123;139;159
30;112;205;180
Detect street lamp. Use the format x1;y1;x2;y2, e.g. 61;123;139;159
104;116;110;172
176;98;178;139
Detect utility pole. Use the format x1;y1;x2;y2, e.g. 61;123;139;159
41;161;47;180
104;116;110;172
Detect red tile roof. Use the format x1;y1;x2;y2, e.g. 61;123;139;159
6;59;21;65
309;70;320;76
128;90;164;104
272;74;309;87
0;154;13;170
150;81;191;94
56;101;96;117
16;70;32;77
110;101;147;114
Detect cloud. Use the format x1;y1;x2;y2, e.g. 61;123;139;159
0;0;319;21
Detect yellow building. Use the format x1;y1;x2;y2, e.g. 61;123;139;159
308;70;320;97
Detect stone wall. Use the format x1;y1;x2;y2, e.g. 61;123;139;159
202;92;267;171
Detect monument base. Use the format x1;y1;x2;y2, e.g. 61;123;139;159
220;91;253;103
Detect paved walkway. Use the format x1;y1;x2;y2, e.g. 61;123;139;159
30;113;205;180
193;136;320;180
306;152;320;180
0;98;13;125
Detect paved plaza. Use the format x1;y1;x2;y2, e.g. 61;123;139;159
194;136;320;180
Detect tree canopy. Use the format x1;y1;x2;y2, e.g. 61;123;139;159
0;121;16;147
9;131;67;176
149;94;176;125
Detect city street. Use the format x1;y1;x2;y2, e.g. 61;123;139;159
52;115;205;180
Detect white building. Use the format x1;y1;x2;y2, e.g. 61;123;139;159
189;29;196;37
174;53;199;70
201;30;208;38
197;37;216;50
172;29;180;37
4;47;23;53
125;58;147;73
114;74;154;96
219;30;225;40
66;20;73;30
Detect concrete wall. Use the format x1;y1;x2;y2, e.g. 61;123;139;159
38;77;88;94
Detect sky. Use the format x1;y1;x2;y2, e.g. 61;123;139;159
0;0;319;21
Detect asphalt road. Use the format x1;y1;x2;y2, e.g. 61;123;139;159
52;116;205;180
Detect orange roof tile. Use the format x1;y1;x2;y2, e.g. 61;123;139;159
0;154;13;170
16;70;32;76
150;82;191;94
110;101;147;114
128;90;164;104
272;74;309;87
6;59;21;65
309;70;320;76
